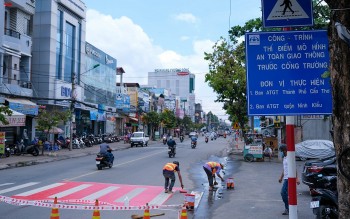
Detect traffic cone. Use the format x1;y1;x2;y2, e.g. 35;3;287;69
92;199;100;219
50;197;59;219
179;205;188;219
143;203;150;219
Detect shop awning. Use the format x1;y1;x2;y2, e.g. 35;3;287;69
6;98;38;116
0;106;26;127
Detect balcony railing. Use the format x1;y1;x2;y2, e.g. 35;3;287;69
4;28;21;39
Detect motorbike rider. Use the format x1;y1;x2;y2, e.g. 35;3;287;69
167;136;176;153
162;161;184;193
191;135;198;145
99;142;114;164
203;161;225;191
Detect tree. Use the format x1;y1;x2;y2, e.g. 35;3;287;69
36;109;70;155
160;109;176;133
142;111;160;140
182;115;193;133
0;106;13;125
323;1;350;217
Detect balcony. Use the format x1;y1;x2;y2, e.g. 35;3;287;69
0;79;33;97
3;29;32;55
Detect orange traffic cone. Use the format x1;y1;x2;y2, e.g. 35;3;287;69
50;197;59;219
92;199;101;219
143;203;150;219
179;205;188;219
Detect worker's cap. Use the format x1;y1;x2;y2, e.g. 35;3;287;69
173;161;179;166
220;163;224;169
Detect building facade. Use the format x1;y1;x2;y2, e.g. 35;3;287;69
1;0;38;144
148;68;196;120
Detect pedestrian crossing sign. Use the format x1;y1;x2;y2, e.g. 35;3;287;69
262;0;313;28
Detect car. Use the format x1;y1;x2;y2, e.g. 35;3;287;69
295;140;335;161
301;155;337;194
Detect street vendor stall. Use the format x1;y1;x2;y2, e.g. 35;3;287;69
243;143;263;162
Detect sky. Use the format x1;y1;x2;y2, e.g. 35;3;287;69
83;0;262;120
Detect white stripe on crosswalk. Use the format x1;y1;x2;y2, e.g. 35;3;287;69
0;183;15;187
115;188;146;202
48;184;92;198
82;186;119;201
0;182;39;194
148;192;171;205
15;183;65;196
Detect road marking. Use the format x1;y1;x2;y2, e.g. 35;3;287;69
0;183;14;187
148;192;171;205
48;184;92;198
115;188;146;203
15;183;64;196
82;186;119;200
65;150;164;181
0;182;39;194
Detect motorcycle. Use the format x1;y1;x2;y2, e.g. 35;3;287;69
17;140;39;156
168;145;176;158
179;135;184;143
191;140;197;149
310;176;338;219
96;149;114;170
163;136;167;145
205;136;208;143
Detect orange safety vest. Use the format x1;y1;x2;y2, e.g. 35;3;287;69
163;163;177;172
207;162;219;174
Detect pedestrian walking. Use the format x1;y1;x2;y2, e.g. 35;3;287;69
203;161;224;191
278;144;300;216
162;161;184;193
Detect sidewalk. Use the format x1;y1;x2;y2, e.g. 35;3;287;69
0;140;135;170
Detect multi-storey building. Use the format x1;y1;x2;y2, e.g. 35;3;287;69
1;0;38;144
148;68;196;120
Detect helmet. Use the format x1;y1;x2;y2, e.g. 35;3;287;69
279;144;287;152
173;161;179;166
169;136;173;140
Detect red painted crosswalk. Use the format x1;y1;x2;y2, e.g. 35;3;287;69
8;181;176;207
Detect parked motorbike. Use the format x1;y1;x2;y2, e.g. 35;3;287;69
205;136;208;143
124;135;130;144
310;176;338;219
191;140;197;149
168;145;176;158
180;135;184;143
17;140;39;156
163;136;167;145
96;149;114;170
82;136;92;147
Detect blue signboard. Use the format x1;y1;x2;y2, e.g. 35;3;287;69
262;0;313;28
245;30;331;116
9;102;38;116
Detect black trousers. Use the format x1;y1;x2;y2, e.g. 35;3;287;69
203;166;214;187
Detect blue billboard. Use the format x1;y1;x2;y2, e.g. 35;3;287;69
245;30;332;116
262;0;313;28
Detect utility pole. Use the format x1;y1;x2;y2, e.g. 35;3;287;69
69;72;76;151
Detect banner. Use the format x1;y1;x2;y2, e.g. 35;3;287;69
0;132;5;155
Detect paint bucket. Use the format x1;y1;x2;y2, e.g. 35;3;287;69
184;194;195;210
226;178;234;189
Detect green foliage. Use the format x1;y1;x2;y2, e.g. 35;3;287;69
0;106;13;125
142;111;160;128
160;109;176;129
36;109;70;132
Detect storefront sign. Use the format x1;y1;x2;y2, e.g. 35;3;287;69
9;102;38;116
0;132;5;155
248;145;263;155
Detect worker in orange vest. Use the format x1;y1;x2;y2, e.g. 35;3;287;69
163;161;184;193
203;161;224;191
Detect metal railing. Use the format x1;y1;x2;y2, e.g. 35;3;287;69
4;28;21;39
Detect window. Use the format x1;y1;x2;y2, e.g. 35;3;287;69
63;22;76;83
56;10;63;79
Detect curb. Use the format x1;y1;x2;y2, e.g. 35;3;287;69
0;142;133;171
